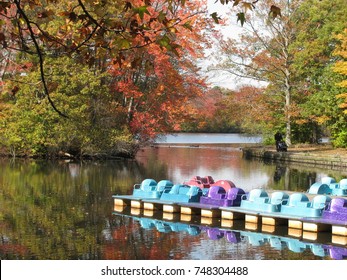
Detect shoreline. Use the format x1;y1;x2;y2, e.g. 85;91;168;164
242;144;347;169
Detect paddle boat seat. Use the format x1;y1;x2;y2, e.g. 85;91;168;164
160;184;202;203
184;175;215;189
308;177;347;196
280;193;331;217
240;189;288;212
308;182;331;195
156;180;174;192
322;177;336;184
332;179;347;196
225;187;246;206
200;186;245;207
206;186;227;200
270;191;289;206
322;197;347;221
132;179;173;199
211;180;236;191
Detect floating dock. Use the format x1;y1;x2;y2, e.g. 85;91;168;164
112;194;347;237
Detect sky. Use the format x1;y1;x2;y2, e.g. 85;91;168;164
203;0;267;90
202;0;247;89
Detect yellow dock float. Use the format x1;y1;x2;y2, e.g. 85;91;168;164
113;194;160;209
179;202;222;218
219;205;347;236
113;195;347;236
141;199;181;212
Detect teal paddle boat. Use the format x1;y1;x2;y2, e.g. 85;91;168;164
308;177;347;196
280;193;331;217
132;179;174;199
113;178;174;207
239;189;289;213
160;184;203;203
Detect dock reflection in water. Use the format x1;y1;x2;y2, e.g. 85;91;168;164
113;207;347;260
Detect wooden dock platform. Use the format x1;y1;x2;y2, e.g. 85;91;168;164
113;195;347;237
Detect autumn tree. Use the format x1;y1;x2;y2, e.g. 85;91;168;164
290;0;347;146
0;0;281;115
209;0;299;144
331;28;347;147
0;0;218;157
108;1;212;141
334;29;347;114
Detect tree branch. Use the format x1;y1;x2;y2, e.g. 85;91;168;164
14;0;68;118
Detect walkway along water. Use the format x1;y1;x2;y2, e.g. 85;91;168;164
242;145;347;169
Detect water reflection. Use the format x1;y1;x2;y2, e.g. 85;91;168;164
0;145;346;260
112;208;347;260
136;147;347;192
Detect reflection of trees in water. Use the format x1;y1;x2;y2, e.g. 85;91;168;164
0;152;345;260
271;163;318;191
0;159;154;259
244;155;347;191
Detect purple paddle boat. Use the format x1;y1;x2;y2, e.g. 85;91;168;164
200;186;246;207
322;197;347;221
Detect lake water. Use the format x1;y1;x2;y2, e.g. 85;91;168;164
0;134;346;260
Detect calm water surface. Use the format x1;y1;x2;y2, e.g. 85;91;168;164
1;135;346;260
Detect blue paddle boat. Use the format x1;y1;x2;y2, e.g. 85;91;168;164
239;189;289;213
132;179;174;199
113;178;174;207
308;177;347;196
160;184;203;203
280;193;331;217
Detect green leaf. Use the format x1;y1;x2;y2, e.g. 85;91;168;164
183;21;193;31
158;35;170;48
134;6;150;20
211;12;221;24
237;12;246;26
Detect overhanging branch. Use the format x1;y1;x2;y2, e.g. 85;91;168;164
14;0;68;118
